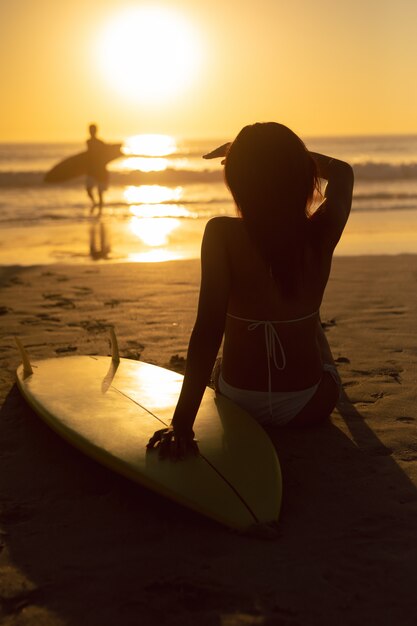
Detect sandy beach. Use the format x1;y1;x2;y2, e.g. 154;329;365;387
1;255;417;625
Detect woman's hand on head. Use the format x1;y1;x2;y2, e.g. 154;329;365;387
146;426;199;461
202;142;231;165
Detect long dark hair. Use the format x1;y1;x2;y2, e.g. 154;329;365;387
224;122;320;295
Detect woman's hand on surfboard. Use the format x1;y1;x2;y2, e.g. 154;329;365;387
147;427;199;461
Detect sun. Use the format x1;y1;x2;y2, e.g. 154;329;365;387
97;7;202;104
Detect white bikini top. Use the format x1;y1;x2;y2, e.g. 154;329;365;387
227;310;320;401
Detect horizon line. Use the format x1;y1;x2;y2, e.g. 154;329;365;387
1;131;417;145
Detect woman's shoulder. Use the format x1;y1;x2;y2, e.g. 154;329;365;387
202;217;248;260
206;215;241;228
205;215;243;234
203;216;243;240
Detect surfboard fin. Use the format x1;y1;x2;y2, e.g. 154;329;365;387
15;337;33;378
110;327;120;363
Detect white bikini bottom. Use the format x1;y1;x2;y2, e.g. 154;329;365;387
218;364;340;427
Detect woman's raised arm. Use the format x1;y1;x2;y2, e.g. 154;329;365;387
310;152;354;250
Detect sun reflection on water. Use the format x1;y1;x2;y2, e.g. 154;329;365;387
119;136;188;263
129;204;191;219
114;157;169;172
129;216;180;247
124;185;182;205
128;249;182;263
124;134;177;157
128;214;181;261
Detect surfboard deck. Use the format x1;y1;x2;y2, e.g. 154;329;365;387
15;348;282;531
44;143;122;183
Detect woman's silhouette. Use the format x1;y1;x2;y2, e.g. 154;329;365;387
147;122;354;459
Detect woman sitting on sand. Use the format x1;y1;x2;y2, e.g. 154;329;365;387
147;122;354;459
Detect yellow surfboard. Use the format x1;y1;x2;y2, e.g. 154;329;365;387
15;335;282;531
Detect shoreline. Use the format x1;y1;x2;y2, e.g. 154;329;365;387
2;207;417;267
1;255;417;625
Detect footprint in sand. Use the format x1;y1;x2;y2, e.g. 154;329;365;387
126;340;145;350
104;298;135;307
387;370;402;384
41;271;69;283
41;293;76;310
0;345;14;353
169;354;186;374
104;299;120;308
321;318;336;330
342;380;359;388
396;442;417;462
73;286;93;296
20;317;42;326
335;356;350;364
352;366;402;384
72;319;109;332
55;346;78;354
398;452;417;462
35;313;61;323
8;276;24;286
370;391;385;400
124;340;145;361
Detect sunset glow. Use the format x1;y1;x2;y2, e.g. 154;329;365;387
1;1;416;139
97;7;201;104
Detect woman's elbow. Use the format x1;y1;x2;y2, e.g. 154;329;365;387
336;160;354;186
191;319;224;347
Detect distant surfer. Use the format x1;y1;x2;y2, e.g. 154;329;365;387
86;124;109;216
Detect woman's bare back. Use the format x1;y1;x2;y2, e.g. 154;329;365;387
217;216;333;391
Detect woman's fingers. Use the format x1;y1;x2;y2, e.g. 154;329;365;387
146;427;171;449
173;437;199;460
147;428;199;460
156;429;174;459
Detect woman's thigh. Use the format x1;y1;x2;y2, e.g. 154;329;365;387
289;371;339;427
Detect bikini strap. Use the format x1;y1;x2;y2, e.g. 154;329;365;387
227;310;319;324
226;309;319;416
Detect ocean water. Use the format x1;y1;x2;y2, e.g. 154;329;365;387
1;134;417;264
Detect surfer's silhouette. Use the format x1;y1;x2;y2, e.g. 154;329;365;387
86;124;109;216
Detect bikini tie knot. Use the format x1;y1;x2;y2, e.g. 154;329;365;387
247;321;286;417
247;321;286;372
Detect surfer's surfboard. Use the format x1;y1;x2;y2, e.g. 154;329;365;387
15;336;282;531
44;143;122;183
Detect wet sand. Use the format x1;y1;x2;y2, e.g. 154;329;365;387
1;256;417;625
3;206;417;268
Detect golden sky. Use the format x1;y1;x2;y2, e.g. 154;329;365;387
1;0;416;141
